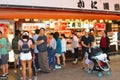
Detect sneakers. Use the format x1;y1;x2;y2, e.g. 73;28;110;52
14;70;17;73
81;67;86;70
72;59;78;64
37;68;41;71
0;75;7;78
0;74;8;78
5;73;9;77
72;60;78;64
61;62;66;66
55;65;62;69
20;67;22;70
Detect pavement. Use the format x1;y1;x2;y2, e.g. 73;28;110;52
0;54;120;80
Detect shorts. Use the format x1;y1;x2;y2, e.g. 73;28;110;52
1;54;9;64
62;52;66;54
14;54;20;59
81;49;89;58
55;53;61;57
20;52;32;61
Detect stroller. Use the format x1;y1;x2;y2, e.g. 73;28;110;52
87;46;111;77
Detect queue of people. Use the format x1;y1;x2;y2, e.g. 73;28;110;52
0;28;111;80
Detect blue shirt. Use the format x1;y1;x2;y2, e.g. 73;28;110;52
32;34;39;53
56;38;62;54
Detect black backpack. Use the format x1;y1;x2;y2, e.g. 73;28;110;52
12;36;20;54
21;39;30;53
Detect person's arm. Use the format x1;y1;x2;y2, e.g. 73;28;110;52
18;40;21;51
81;41;90;48
81;36;89;48
30;40;34;49
107;37;110;47
36;36;45;45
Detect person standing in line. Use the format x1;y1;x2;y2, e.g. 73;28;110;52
61;34;67;65
81;29;94;70
12;30;21;73
32;29;40;71
36;28;50;73
48;33;56;70
53;32;62;69
18;31;33;80
0;31;9;78
100;31;110;61
72;32;79;64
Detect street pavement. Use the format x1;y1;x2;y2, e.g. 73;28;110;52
0;54;120;80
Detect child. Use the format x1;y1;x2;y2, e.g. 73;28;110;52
85;52;93;70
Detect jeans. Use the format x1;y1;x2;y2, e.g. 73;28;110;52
48;47;56;69
34;53;40;69
73;47;78;60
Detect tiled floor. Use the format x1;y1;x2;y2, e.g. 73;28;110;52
0;54;120;80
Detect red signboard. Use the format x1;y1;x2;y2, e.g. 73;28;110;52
94;23;106;30
54;21;67;30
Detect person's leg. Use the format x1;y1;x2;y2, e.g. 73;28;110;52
1;54;9;77
42;51;50;72
81;49;86;69
38;52;50;72
27;60;32;80
2;64;6;75
106;48;110;61
38;53;44;71
14;54;19;73
55;54;62;69
21;60;27;80
5;64;8;74
61;53;66;65
73;48;78;62
56;54;61;65
34;53;40;69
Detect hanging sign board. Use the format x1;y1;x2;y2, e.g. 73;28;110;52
22;23;45;30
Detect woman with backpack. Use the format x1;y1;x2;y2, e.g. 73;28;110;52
18;31;34;80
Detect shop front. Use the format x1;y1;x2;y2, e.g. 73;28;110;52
0;0;120;62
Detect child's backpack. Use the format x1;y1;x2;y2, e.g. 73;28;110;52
21;39;30;53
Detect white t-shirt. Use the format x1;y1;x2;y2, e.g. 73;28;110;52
61;38;67;52
72;36;79;48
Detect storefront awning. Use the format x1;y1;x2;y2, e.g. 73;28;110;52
0;8;120;20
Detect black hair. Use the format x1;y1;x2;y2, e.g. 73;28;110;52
35;29;40;34
40;28;45;31
61;34;66;38
50;33;54;36
104;31;107;36
53;32;59;41
22;31;29;39
22;35;29;39
0;31;2;34
15;30;20;36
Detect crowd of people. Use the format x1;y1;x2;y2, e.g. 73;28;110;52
0;28;111;80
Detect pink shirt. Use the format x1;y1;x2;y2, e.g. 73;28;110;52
18;39;32;47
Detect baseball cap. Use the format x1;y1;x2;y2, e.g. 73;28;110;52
23;31;29;36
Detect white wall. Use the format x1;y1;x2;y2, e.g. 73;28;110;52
0;0;120;12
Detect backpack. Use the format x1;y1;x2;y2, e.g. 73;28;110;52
21;39;30;53
7;41;12;52
12;37;20;54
